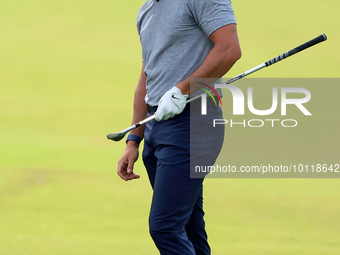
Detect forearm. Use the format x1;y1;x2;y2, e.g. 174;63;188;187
117;63;146;181
129;63;148;142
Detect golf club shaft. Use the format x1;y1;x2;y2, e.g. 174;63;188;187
118;114;155;134
107;34;327;140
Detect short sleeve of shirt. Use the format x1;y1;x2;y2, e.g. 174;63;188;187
188;0;237;37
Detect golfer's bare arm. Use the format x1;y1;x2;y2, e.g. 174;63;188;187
117;63;147;181
176;23;241;95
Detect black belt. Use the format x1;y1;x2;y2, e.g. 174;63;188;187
147;104;158;114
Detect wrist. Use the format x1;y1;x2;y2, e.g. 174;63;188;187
176;80;190;95
126;140;139;149
126;134;142;146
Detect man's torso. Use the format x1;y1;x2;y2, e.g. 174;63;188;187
137;0;236;106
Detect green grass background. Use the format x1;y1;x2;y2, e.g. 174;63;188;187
0;0;339;254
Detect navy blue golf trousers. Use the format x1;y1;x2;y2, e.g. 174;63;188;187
142;99;224;255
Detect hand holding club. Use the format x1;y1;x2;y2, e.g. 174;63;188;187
155;86;189;121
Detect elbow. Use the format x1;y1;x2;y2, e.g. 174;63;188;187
218;46;241;70
231;46;242;63
217;43;242;66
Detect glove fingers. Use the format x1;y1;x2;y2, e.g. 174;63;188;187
155;111;162;122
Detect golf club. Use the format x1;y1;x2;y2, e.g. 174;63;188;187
107;33;327;141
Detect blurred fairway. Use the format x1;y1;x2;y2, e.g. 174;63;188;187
0;0;339;254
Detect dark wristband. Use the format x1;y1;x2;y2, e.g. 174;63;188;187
126;134;142;145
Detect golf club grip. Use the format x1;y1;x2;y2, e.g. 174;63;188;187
265;34;327;66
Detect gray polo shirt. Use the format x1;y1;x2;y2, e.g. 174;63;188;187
137;0;237;106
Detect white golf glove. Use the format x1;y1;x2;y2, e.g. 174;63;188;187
155;86;189;121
